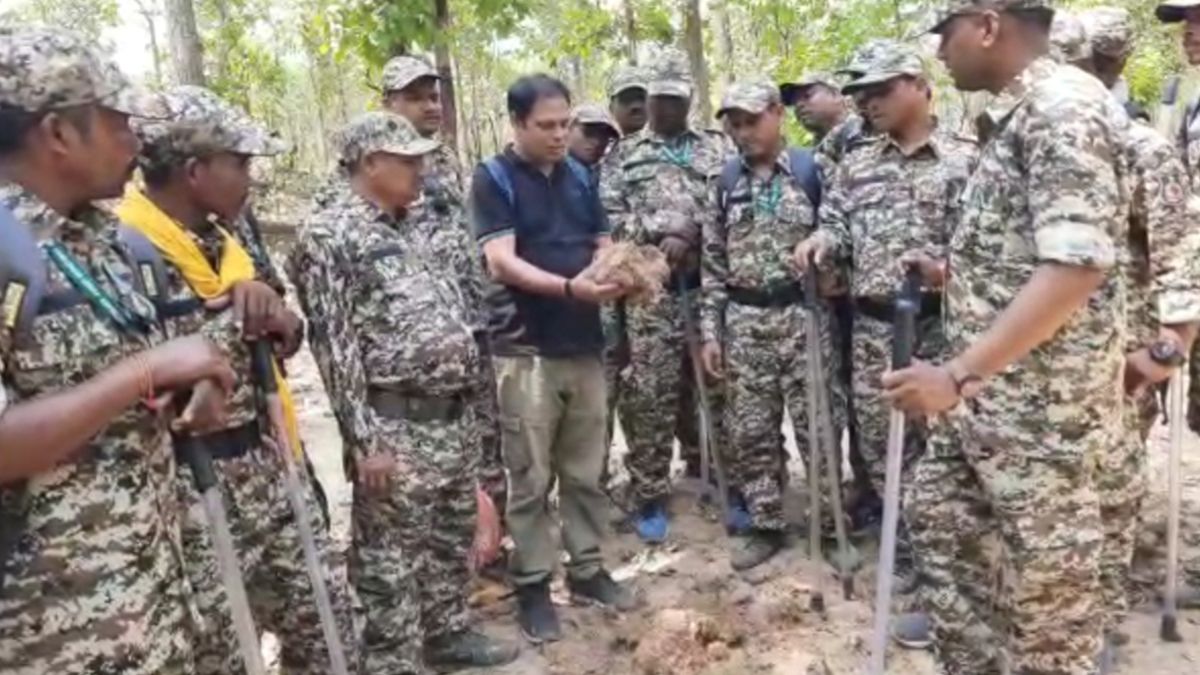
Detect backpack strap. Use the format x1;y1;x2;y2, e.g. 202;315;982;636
482;156;515;209
564;155;594;195
116;225;203;321
786;147;822;212
0;206;48;339
716;157;744;215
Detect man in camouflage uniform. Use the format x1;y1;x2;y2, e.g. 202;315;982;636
609;64;649;137
291;112;519;673
569;103;621;171
0;27;236;675
698;79;831;569
884;1;1131;672
600;48;734;542
116;85;361;675
378;55;504;514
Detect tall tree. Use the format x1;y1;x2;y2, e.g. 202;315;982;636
163;0;206;85
681;0;711;122
133;0;164;86
623;0;638;63
434;0;460;152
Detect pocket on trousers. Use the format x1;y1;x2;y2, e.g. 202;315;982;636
499;415;532;475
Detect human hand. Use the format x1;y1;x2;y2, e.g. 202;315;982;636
881;360;959;416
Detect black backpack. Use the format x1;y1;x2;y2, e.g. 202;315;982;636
716;147;822;217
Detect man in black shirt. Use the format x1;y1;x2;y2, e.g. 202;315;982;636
471;74;637;644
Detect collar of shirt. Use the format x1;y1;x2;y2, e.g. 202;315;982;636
0;182;109;251
632;126;702;148
503;145;573;180
878;122;949;160
737;147;794;177
341;187;404;231
975;56;1056;143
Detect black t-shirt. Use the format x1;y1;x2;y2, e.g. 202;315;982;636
471;148;609;357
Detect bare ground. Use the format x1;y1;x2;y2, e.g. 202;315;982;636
287;339;1200;674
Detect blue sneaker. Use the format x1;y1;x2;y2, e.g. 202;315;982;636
725;493;753;535
634;501;669;543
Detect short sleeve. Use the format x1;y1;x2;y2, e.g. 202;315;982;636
470;163;516;245
1025;95;1121;269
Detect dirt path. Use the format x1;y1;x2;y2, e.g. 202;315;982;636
287;340;1200;674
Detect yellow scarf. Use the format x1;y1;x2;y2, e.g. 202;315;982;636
116;185;303;459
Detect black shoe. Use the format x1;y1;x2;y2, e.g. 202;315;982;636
426;629;520;672
731;530;785;571
516;582;562;644
567;570;638;611
850;489;883;532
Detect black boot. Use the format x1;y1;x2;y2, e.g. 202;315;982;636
731;529;786;571
567;569;639;611
516;582;562;644
425;629;520;672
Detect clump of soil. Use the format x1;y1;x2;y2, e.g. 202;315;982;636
582;243;670;305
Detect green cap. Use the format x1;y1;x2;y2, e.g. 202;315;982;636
336;111;439;167
928;0;1052;34
717;79;781;117
841;43;926;93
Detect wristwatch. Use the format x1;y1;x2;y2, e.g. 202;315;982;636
1149;338;1186;367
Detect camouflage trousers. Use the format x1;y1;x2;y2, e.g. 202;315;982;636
351;409;478;674
178;444;359;675
472;356;505;510
851;309;944;496
908;403;1107;675
1095;391;1155;632
619;290;722;506
724;301;841;532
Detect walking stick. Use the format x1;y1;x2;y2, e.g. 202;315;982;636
252;343;352;675
868;266;922;675
177;436;268;675
805;261;857;600
1161;365;1186;643
678;278;731;524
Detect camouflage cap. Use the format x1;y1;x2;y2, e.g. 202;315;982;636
0;27;163;117
779;72;839;105
717;79;782;117
646;47;693;98
1157;0;1200;23
336;111;440;167
136;86;287;166
1050;12;1092;63
1081;7;1133;57
381;55;439;93
839;39;902;77
928;0;1052;33
571;103;621;136
608;64;648;99
841;43;926;93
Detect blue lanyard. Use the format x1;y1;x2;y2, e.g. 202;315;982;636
41;240;152;336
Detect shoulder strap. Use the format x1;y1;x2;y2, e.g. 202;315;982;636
786;147;822;212
564;155;594;195
0;206;48;339
117;225;202;321
482;156;515;209
716;157;744;213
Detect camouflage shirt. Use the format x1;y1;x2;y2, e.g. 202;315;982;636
1124;121;1200;347
700;148;818;342
1179;99;1200;191
946;57;1128;414
817;127;978;299
814;113;875;179
290;188;479;459
0;184;189;674
599;126;734;260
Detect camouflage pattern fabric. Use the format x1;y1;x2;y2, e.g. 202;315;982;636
701;147;842;530
1049;12;1091;64
608;64;647;99
0;183;194;675
382;54;439;93
135;85;287;169
930;0;1050;32
817;129;976;495
291;175;479;672
908;57;1129;675
150;208;359;674
1080;7;1134;58
813;113;875;182
599;111;734;506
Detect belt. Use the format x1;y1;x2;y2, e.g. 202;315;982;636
369;390;466;422
727;283;805;308
174;420;262;462
854;293;942;323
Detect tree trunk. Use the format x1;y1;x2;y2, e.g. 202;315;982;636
134;0;163;86
714;1;734;88
162;0;205;86
434;0;459;154
623;0;638;64
681;0;711;123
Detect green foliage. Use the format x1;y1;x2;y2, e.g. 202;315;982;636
4;0;118;40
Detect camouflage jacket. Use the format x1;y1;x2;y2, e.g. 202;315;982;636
814;113;875;179
599;126;734;264
946;58;1128;412
1125;121;1200;347
289;188;479;459
817;127;978;299
700;148;818;342
0;184;187;673
1178;97;1200;192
